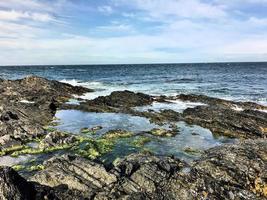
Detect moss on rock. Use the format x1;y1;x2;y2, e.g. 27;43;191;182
102;129;133;139
149;128;178;137
131;136;152;148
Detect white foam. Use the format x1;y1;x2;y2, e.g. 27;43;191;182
20;100;35;104
256;109;267;113
231;105;244;111
60;79;104;88
135;100;207;113
60;79;83;86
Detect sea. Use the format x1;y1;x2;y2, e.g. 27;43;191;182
0;62;266;105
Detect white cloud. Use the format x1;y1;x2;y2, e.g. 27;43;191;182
247;17;267;26
0;10;55;22
115;0;227;20
0;0;267;65
0;0;53;12
98;6;114;15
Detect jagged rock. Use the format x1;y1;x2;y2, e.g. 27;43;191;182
0;167;36;200
0;139;266;199
90;153;186;199
0;76;92;101
91;90;153;108
31;154;117;197
0;76;91;150
175;94;266;110
39;131;77;149
164;139;267;200
183;105;267;138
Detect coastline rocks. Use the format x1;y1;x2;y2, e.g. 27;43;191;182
183;105;267;139
170;139;267;199
110;153;186;195
31;154;117;197
69;90;154;113
0;76;91;151
0;110;45;149
91;90;153;108
0;139;266;199
39;131;77;149
175;94;267;110
0;167;36;200
0;76;92;101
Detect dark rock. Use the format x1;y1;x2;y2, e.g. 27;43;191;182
0;76;92;150
0;167;36;200
175;94;266;110
91;90;153;108
183;105;267;138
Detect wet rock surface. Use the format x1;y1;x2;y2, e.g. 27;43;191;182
0;76;92;150
182;104;267;139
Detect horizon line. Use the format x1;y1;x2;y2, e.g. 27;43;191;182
1;60;267;67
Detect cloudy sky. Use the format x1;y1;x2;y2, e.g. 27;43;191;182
0;0;267;65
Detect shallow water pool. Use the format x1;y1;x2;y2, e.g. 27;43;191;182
54;110;163;135
53;110;235;162
145;121;236;162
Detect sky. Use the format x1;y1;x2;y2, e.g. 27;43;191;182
0;0;267;65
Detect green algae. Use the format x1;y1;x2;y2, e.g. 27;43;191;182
75;138;115;159
12;164;45;172
102;130;133;140
149;128;177;137
0;145;29;156
80;128;96;135
28;164;45;171
12;165;26;171
131;136;152;148
11;143;76;157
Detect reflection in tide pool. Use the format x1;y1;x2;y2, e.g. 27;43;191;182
146;121;236;162
134;100;207;113
54;110;161;135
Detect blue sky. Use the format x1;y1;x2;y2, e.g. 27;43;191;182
0;0;267;65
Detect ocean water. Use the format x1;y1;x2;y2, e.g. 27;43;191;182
0;62;266;105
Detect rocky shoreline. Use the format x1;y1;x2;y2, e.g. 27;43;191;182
0;76;266;200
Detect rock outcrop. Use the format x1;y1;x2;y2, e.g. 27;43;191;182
31;154;118;199
1;139;266;199
0;76;92;151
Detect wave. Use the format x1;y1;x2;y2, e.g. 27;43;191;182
60;79;104;88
